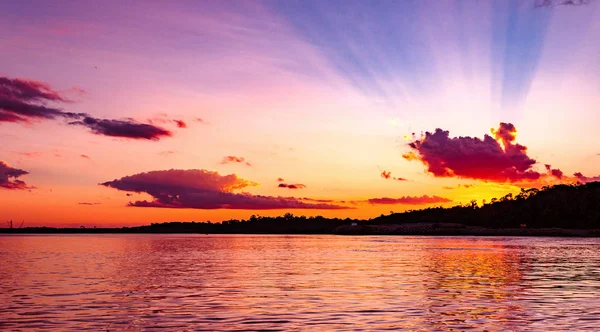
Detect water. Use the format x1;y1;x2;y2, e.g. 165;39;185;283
1;235;599;331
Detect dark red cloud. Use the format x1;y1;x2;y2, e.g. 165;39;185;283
550;169;563;179
403;123;543;183
1;76;172;140
367;195;452;205
573;172;600;183
100;169;348;210
0;161;33;190
221;156;252;166
278;183;306;189
174;120;187;128
544;164;564;179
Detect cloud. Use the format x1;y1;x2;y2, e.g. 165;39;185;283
195;117;205;123
78;202;100;205
100;169;348;210
573;172;600;184
0;77;86;124
404;123;544;183
367;195;452;205
380;169;407;181
220;156;252;166
0;161;33;190
277;177;285;182
1;76;172;140
174;120;187;128
68;117;172;140
0;77;70;103
148;115;188;129
80;154;91;160
278;183;306;189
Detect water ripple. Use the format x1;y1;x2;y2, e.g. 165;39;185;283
1;235;600;330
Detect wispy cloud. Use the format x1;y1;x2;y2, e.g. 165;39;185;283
220;156;252;166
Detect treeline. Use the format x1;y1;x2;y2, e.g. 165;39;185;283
131;214;357;234
372;181;600;229
1;214;359;234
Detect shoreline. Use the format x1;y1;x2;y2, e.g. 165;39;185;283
334;223;600;237
1;223;600;237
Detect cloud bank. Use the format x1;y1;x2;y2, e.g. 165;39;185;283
101;169;348;210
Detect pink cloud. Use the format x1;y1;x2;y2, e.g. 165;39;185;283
101;169;348;210
404;123;541;183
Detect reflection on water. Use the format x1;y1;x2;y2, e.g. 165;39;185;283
1;235;599;330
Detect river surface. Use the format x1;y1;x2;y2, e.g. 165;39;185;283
1;235;599;331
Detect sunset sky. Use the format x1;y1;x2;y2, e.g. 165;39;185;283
1;0;599;227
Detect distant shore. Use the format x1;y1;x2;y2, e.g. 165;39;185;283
334;223;600;237
1;222;600;237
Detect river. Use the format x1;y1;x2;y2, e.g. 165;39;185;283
1;235;599;330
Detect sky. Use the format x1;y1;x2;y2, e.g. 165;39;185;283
1;0;599;227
